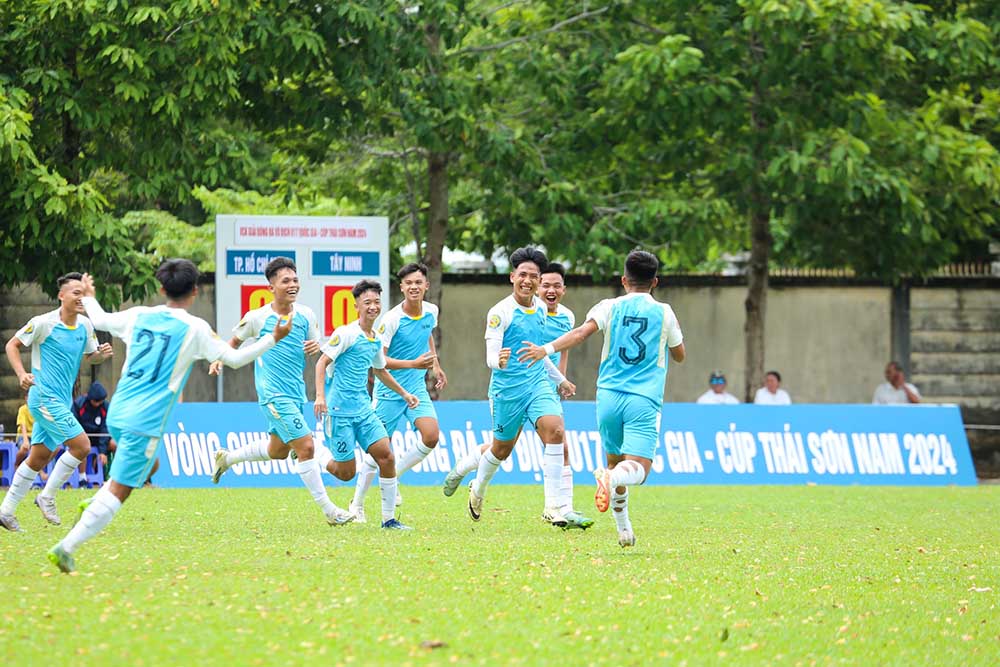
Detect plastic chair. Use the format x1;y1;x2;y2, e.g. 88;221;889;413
0;442;16;486
81;447;104;488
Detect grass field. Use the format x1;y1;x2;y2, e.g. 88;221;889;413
2;484;998;666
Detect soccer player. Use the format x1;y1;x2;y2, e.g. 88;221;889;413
210;257;353;526
536;263;593;529
0;273;112;531
313;280;419;530
347;263;447;522
47;260;289;572
444;247;575;523
518;250;685;548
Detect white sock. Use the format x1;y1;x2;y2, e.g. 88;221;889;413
472;449;502;496
226;440;271;465
611;488;631;532
314;443;334;472
542;444;563;510
1;462;40;515
60;486;122;554
559;465;574;513
453;448;483;477
40;452;83;499
397;441;433;477
296;458;336;515
352;454;378;508
610;460;645;486
379;476;398;523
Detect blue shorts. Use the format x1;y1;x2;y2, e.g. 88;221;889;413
107;426;160;488
260;399;312;444
324;411;388;462
596;388;661;460
374;390;437;432
29;396;84;450
490;384;562;440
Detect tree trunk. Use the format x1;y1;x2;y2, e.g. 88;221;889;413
423;150;449;399
743;210;771;402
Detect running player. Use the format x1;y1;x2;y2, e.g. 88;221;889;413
48;259;289;572
314;280;418;530
347;262;447;522
1;273;112;531
518;250;685;548
210;257;353;526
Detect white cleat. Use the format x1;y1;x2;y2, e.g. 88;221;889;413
541;507;568;528
442;469;465;497
211;450;230;484
0;512;22;532
326;507;355;526
468;481;483;522
35;495;61;525
618;528;636;548
349;502;366;524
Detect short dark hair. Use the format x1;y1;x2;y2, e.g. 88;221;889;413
541;262;566;280
624;250;658;287
397;262;429;280
352;279;382;299
887;361;902;372
57;272;83;288
766;370;782;383
265;257;297;282
156;259;200;299
510;247;547;272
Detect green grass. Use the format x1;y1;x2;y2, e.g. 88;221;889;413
2;485;998;666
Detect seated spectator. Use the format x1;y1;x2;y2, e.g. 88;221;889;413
696;371;740;404
754;371;792;405
873;361;921;404
73;382;116;484
15;391;32;468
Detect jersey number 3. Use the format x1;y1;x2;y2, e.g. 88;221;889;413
126;329;173;383
617;316;648;365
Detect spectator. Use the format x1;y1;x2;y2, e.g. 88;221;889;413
15;391;32;468
873;361;921;404
72;382;116;484
696;371;740;404
754;370;792;405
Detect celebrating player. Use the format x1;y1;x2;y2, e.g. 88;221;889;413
210;257;353;526
47;260;289;572
518;250;685;548
0;273;112;531
314;280;419;530
347;263;447;522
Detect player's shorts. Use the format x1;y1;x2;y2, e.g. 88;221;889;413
596;388;661;460
260;398;312;444
28;395;83;450
324;411;388;462
373;389;437;432
107;425;161;488
547;381;565;415
490;384;562;440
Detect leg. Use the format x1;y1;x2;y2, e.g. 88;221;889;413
366;438;409;528
396;417;440;477
349;452;377;520
443;442;490;497
36;431;93;525
0;444;55;530
467;433;519;522
288;432;342;520
535;414;567;524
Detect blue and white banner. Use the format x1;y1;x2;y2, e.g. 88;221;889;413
157;402;976;488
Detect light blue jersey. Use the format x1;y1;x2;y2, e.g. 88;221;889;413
374;301;438;399
16;310;98;406
485;295;550;400
587;292;684;402
320;321;387;418
234;303;320;405
545;304;575;370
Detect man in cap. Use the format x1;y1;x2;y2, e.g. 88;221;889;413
696;371;739;404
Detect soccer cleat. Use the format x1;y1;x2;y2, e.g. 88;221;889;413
0;512;22;532
348;502;366;524
618;528;636;548
47;544;75;573
442;468;465;497
326;507;355;527
562;510;595;530
541;507;568;528
594;468;612;513
34;495;61;525
211;450;230;484
467;481;483;522
381;518;414;530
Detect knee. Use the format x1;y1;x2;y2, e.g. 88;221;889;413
295;442;315;459
374;449;395;468
493;442;514;460
421;432;439;449
334;467;354;482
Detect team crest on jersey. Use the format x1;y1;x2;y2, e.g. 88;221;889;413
237;317;247;328
23;324;33;334
377;324;385;334
328;335;340;346
488;314;501;329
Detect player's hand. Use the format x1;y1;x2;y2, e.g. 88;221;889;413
433;366;448;390
18;442;29;454
558;379;576;399
208;360;224;376
517;341;546;366
498;348;512;369
404;392;420;409
272;314;293;342
303;339;321;355
314;400;328;419
99;453;108;466
94;342;113;361
17;372;35;391
80;273;97;298
412;352;436;369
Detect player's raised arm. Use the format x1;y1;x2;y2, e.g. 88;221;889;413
517;319;599;365
79;274;136;340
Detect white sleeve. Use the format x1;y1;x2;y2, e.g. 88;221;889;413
907;383;921;399
484;305;509;343
192;320;275;367
585;299;615;331
663;305;684;348
753;388;765;404
486;337;503;370
305;308;321;342
319;331;350;363
14;316;42;347
82;297;137;340
372;344;387;370
82;319;99;354
542;356;566;384
233;310;262;342
378;310;400;347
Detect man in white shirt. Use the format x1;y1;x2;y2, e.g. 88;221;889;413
696;371;739;404
873;361;921;404
754;370;792;405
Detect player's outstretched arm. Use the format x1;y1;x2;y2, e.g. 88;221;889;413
373;368;419;408
517;319;599;365
86;343;114;365
210;317;289;370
